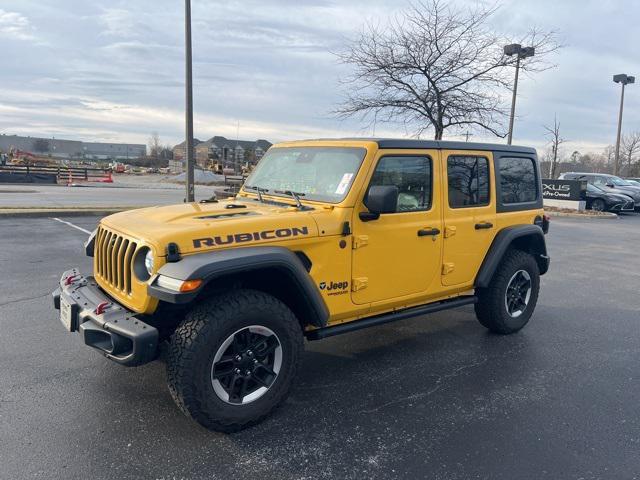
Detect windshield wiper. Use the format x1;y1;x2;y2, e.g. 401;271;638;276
275;190;305;209
244;185;268;203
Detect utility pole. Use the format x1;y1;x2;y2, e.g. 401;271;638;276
235;120;240;174
184;0;195;202
504;44;535;145
463;131;473;142
613;74;635;176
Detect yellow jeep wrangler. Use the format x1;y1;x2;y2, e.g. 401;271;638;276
53;139;550;431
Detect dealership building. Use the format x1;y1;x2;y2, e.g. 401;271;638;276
0;134;146;160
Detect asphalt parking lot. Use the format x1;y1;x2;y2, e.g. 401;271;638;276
0;181;222;208
1;214;639;480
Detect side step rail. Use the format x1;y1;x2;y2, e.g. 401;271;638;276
306;296;477;340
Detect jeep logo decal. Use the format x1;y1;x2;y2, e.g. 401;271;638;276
193;226;309;248
319;280;349;296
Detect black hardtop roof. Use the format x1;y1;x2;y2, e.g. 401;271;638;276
299;138;536;155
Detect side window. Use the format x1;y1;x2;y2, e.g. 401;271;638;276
447;156;490;208
499;157;538;204
368;156;431;212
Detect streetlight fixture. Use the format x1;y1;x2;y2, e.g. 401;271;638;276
613;73;635;176
504;44;535;145
184;0;195;202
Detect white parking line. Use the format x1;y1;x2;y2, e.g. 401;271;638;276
50;217;92;235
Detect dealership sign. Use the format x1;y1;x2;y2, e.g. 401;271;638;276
542;179;586;201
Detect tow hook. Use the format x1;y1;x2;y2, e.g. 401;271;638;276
95;301;112;316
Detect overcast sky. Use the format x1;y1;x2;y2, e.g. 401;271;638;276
1;0;639;155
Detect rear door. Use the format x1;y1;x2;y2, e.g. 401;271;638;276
441;150;496;286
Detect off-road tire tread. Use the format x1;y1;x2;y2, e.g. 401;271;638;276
166;289;303;432
475;249;540;334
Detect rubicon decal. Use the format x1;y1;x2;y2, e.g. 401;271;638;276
193;226;309;248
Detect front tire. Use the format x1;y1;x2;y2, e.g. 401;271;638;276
475;249;540;334
167;289;303;432
591;198;606;212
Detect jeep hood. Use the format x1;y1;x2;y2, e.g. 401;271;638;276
101;198;320;256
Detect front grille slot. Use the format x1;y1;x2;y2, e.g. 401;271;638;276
95;227;137;295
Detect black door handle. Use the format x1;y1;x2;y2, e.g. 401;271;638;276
475;222;494;230
417;228;440;237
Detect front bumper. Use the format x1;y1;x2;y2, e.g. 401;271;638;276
52;268;159;366
609;200;635;212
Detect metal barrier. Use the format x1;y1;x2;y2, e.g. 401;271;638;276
0;164;113;184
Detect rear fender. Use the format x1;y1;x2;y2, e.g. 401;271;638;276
475;225;549;288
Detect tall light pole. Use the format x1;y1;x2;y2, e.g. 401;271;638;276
184;0;195;202
613;73;635;176
504;44;535;145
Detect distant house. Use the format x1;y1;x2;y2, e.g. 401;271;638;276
172;138;202;162
173;136;272;169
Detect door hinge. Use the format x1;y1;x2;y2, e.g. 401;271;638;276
351;277;368;291
442;263;455;275
444;226;457;238
352;235;369;249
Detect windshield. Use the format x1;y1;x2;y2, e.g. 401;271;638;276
244;147;367;203
609;176;632;186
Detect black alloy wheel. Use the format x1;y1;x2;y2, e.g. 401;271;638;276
504;269;532;318
211;325;282;405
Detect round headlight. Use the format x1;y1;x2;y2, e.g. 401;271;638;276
144;250;154;275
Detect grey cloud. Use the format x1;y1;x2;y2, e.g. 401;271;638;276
1;0;639;150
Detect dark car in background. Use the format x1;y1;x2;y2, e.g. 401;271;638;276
560;172;640;210
586;183;635;212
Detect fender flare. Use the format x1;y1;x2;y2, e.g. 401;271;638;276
148;246;329;327
475;225;549;288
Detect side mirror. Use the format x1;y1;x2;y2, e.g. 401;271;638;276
361;185;398;221
606;183;615;188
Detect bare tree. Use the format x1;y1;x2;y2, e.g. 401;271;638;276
543;115;565;178
620;132;640;176
602;145;616;172
148;131;162;161
334;0;560;139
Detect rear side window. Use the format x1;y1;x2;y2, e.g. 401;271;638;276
447;156;490;208
499;157;538;204
368;156;431;212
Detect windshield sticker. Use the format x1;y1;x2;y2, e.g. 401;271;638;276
335;173;354;195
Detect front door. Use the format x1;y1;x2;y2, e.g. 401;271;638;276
351;151;443;305
441;150;496;286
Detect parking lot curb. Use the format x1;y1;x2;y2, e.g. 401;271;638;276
0;207;145;218
545;211;618;220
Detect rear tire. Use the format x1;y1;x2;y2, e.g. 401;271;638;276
475;249;540;334
167;289;303;432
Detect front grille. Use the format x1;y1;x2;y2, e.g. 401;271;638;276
95;226;138;295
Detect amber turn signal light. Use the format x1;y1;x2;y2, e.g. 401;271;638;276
179;279;203;292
